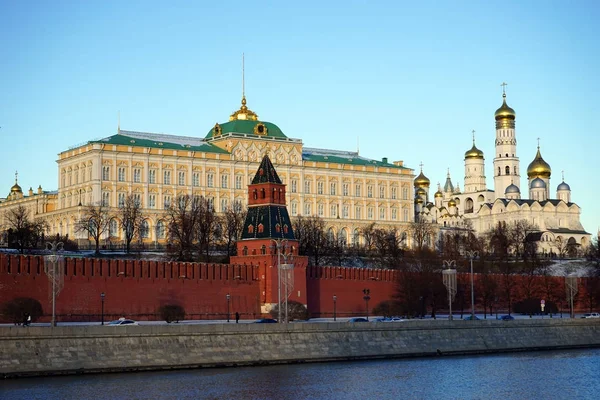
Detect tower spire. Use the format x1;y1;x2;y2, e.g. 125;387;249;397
501;82;507;98
242;53;245;100
118;111;121;134
15;170;18;184
472;129;476;145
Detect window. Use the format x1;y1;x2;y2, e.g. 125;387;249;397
379;186;385;199
304;203;311;215
140;220;149;238
207;173;214;187
118;193;125;208
179;171;185;186
74;171;78;184
102;192;110;206
330;204;337;217
514;166;517;175
164;170;171;185
505;166;510;175
367;185;373;198
343;183;349;196
149;194;156;209
318;203;324;216
133;193;142;207
221;175;228;188
498;167;501;176
207;197;214;211
156;220;165;239
291;202;297;215
304;181;311;194
355;206;361;219
193;172;199;187
149;170;156;184
221;198;228;212
102;166;110;181
235;175;242;189
342;205;349;218
118;167;126;182
403;209;409;222
317;181;324;194
291;179;297;193
108;219;118;237
368;207;374;219
164;196;171;209
134;168;141;183
391;187;397;200
392;208;397;220
355;184;361;197
330;182;336;195
379;207;385;220
402;187;408;200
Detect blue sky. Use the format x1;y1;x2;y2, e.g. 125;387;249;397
1;1;599;234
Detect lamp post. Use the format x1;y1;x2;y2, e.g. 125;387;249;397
362;288;371;321
442;260;457;320
333;294;337;321
464;250;479;320
45;240;64;327
271;239;294;323
226;293;231;322
101;292;105;325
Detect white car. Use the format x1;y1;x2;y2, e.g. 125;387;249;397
107;318;138;326
581;313;600;319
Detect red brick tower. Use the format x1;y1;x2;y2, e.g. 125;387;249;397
230;154;307;317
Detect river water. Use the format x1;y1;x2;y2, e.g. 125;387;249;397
2;349;600;400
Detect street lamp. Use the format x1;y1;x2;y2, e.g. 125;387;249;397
101;292;105;325
271;239;293;323
464;250;479;320
362;289;371;321
566;274;578;319
226;293;231;322
333;294;337;321
442;260;457;320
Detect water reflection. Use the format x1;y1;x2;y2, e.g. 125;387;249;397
2;349;600;400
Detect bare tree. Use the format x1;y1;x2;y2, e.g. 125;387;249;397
165;195;202;261
74;203;111;255
372;227;405;269
196;197;218;262
507;219;538;257
409;219;436;253
119;194;145;253
292;215;327;266
360;222;377;255
220;201;247;259
3;205;47;253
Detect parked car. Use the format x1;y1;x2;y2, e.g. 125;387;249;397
348;317;369;323
372;317;391;322
499;315;515;321
254;318;278;323
464;315;480;321
581;313;600;319
107;318;138;326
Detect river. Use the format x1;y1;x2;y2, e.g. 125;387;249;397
2;349;599;399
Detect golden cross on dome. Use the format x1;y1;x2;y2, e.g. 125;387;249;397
537;137;540;148
242;53;245;99
562;170;565;181
14;170;18;183
501;82;508;96
419;161;424;172
472;129;476;144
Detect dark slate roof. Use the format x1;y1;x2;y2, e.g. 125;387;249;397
251;155;282;184
302;148;409;169
483;198;576;208
240;205;295;240
548;228;590;235
89;131;229;154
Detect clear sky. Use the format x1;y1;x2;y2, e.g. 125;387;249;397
1;1;599;234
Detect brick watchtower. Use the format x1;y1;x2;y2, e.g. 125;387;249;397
230;154;307;316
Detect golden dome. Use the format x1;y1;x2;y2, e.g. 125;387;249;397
465;144;484;159
495;94;516;120
414;198;424;204
414;171;430;188
229;96;258;121
448;199;456;207
416;187;427;196
527;147;551;179
434;190;443;198
10;182;22;193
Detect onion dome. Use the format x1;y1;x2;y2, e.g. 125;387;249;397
10;182;22;193
414;198;424;205
465;144;484;159
434;190;443;198
530;177;547;189
416;187;427;196
527;147;551;179
448;199;456;207
505;183;520;194
414;170;430;188
229;96;258;121
495;93;516;120
557;181;571;191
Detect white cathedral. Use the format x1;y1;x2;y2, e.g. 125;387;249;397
413;89;591;255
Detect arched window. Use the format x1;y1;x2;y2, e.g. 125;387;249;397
242;246;248;256
156;220;165;239
248;225;254;234
283;225;289;234
261;188;265;199
141;220;150;238
275;224;281;233
498;167;501;176
258;224;264;233
261;245;266;255
505;166;510;175
253;190;257;200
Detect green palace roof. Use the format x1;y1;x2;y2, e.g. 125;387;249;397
89;131;229;154
205;120;288;140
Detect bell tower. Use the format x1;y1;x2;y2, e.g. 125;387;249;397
493;83;520;199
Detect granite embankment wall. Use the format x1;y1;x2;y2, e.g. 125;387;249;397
2;319;600;378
